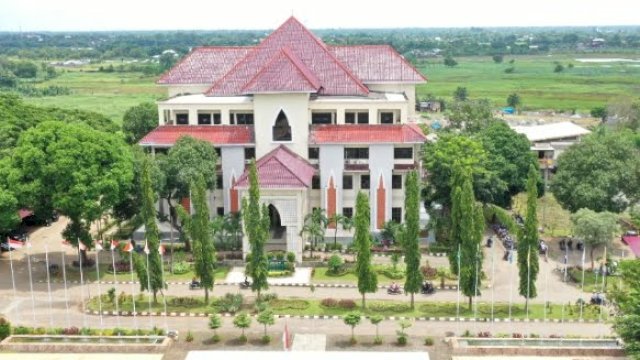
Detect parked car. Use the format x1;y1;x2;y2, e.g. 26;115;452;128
8;228;27;242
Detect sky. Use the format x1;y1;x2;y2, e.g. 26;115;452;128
0;0;639;32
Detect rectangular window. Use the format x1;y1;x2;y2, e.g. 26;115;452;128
213;113;221;125
198;113;211;125
357;112;369;124
394;147;413;159
175;113;189;125
244;147;255;161
360;175;370;189
214;147;221;157
392;207;402;223
345;112;355;124
232;112;254;125
343;175;353;190
344;147;369;160
392;174;402;189
217;207;225;216
216;174;223;189
311;112;333;125
312;175;321;189
380;112;394;124
343;207;353;219
308;147;319;160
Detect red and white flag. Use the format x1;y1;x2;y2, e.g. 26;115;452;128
143;242;150;255
110;239;119;251
122;242;133;252
8;238;23;249
282;322;292;351
158;245;166;255
78;242;87;251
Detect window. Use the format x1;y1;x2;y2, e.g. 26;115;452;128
343;175;353;190
360;175;370;189
216;174;223;189
394;147;413;159
311;112;333;125
217;207;225;216
312;175;320;189
357;112;369;124
344;147;369;160
343;207;353;219
392;175;402;189
380;112;394;124
176;113;189;125
345;111;369;124
392;207;402;223
308;147;319;160
232;112;254;125
213;113;221;125
198;113;211;125
345;112;355;124
214;147;221;157
272;110;292;141
244;147;255;161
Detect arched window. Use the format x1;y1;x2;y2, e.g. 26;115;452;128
272;110;292;142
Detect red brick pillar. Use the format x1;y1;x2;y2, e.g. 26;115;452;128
230;176;239;213
376;175;385;229
327;176;336;229
180;197;191;214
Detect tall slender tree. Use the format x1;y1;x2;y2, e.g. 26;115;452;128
403;171;423;309
518;165;540;311
354;191;377;308
140;155;165;304
178;176;216;304
242;160;269;299
448;164;465;275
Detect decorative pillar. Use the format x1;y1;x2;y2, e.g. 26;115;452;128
376;175;386;229
327;176;336;229
230;176;239;213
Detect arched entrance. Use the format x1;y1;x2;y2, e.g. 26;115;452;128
267;204;287;251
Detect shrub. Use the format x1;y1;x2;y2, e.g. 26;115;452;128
477;331;491;338
424;336;434;346
215;293;244;314
338;299;356;310
261;335;272;344
327;254;344;274
262;293;278;302
108;261;131;273
186;330;194;342
172;261;191;275
512;333;523;338
169;297;203;307
62;326;80;335
420;264;437;279
369;302;412;313
107;288;116;304
0;318;11;340
380;267;404;280
13;326;31;335
504;67;515;74
286;252;296;263
269;299;309;311
321;298;338;308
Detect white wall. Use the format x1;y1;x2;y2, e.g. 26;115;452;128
369;144;394;230
253;93;310;158
319;145;344;214
166;85;210;98
220;147;246;212
367;83;417;117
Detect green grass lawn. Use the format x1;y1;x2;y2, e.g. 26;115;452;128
513;192;573;238
24;68;165;124
417;54;640;112
568;268;620;293
312;266;406;285
61;263;229;283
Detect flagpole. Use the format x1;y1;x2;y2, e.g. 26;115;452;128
159;247;169;334
526;245;531;320
27;242;36;324
456;244;461;332
61;250;71;328
44;244;54;328
580;246;585;320
7;238;21;324
145;244;153;329
473;243;479;321
110;244;121;329
508;247;514;321
543;257;549;322
94;245;104;332
128;248;138;331
78;244;87;328
490;237;495;323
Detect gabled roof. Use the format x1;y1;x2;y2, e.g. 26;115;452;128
139;125;254;147
330;45;427;83
157;47;253;85
309;124;426;144
206;17;369;96
241;47;321;94
235;145;315;188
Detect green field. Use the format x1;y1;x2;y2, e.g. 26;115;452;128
24;68;165;124
417;54;640;112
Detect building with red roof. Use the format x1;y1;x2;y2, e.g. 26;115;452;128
140;17;427;260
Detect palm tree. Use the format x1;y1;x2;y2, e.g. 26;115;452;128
301;208;328;258
223;211;243;251
328;213;353;250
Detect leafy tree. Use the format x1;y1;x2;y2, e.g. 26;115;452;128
611;260;640;358
453;87;468;101
159;52;178;72
208;313;222;342
223;211;243;250
0;187;19;236
550;129;640;213
354;191;377;308
571;209;620;269
554;64;564;72
0;69;17;88
301;208;328;256
396;319;413;345
256;308;275;339
402;171;423;309
444;55;458;67
13;61;37;78
380;220;401;245
447;99;497;133
607;99;640;131
233;312;252;341
328;213;352;250
343;311;362;343
122;102;158;144
369;314;384;342
177;177;216;304
327;254;344;274
242;160;269;299
139;155;165;304
590;106;607;122
6;121;133;260
518;165;540;312
507;93;521;109
492;54;504;63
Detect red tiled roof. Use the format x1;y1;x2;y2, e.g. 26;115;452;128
139;126;254;146
235;145;315;188
157;47;254;85
242;47;321;94
18;208;33;220
309;124;426;144
330;45;427;83
206;17;369;96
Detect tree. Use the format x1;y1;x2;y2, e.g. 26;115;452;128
492;54;504;63
550;129;640;213
453;87;468;101
233;312;252;341
328;213;352;250
610;260;640;358
0;187;19;236
223;211;243;250
590;106;607;122
447;99;497;133
208;313;222;342
354;191;377;308
343;311;362;344
301;208;328;257
396;319;413;345
518;165;540;312
507;93;521;109
381;220;401;246
571;209;620;269
257;309;275;341
402;171;423;309
159;52;177;72
139;155;165;304
444;55;458;67
554;64;564;72
6;121;133;260
607;98;640;131
242;160;269;299
327;254;344;274
13;61;37;78
177;177;215;304
369;314;384;343
122;102;158;144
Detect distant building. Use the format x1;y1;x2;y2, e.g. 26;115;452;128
419;101;441;112
591;38;606;48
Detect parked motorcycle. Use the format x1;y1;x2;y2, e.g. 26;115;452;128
387;286;403;295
